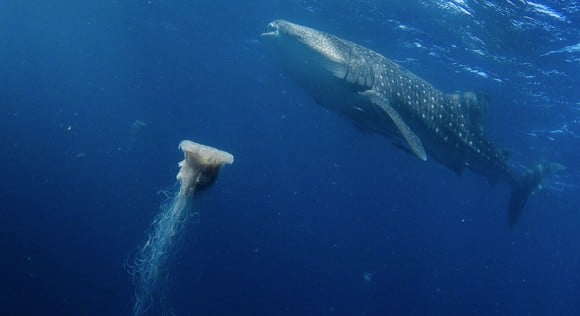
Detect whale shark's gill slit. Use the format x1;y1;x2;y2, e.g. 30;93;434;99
342;64;350;81
365;72;374;89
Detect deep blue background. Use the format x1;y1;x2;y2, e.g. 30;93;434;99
1;1;578;315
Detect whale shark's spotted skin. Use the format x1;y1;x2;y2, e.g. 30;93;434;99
375;58;508;178
262;19;564;226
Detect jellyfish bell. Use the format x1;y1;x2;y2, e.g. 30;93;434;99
177;140;234;196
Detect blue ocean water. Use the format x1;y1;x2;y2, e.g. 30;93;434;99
1;0;578;315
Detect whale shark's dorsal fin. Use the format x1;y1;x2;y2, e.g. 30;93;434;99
360;90;427;161
451;92;490;134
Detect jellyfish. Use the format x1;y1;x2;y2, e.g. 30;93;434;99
130;140;233;316
128;119;147;151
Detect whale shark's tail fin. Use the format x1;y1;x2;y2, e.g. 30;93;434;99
508;162;565;226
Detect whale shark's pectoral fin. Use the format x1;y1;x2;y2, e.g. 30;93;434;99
360;90;427;161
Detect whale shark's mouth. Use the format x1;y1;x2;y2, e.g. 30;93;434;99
260;22;279;37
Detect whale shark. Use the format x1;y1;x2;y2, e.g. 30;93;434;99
261;19;564;226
